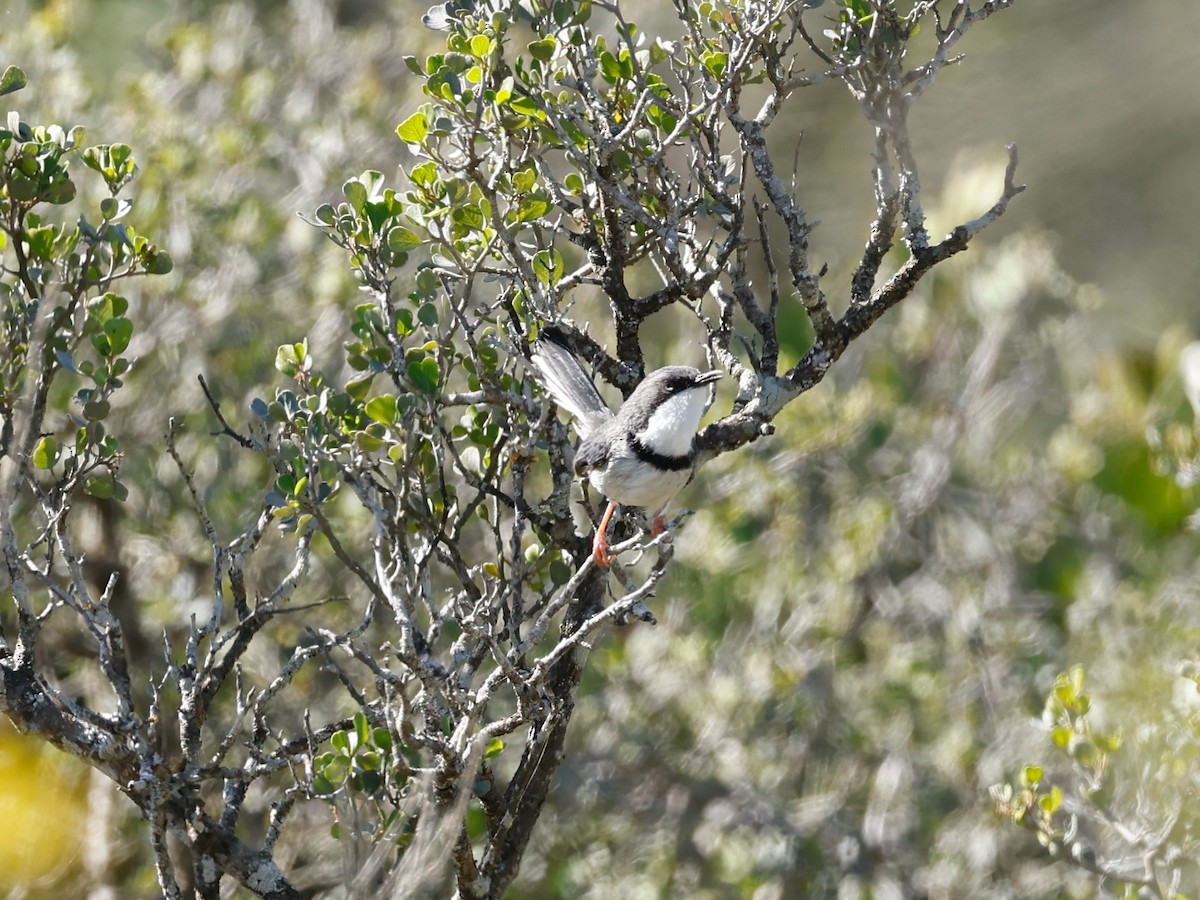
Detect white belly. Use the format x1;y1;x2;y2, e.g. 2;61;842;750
589;445;692;514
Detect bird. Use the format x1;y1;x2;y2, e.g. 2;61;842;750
529;326;722;567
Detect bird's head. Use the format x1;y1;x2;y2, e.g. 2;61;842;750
622;366;722;458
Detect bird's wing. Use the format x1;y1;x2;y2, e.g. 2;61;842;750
529;327;614;438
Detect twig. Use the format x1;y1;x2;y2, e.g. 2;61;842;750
198;374;254;448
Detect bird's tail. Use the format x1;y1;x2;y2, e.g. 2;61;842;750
529;326;613;437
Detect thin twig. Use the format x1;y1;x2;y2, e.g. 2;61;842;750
198;374;253;448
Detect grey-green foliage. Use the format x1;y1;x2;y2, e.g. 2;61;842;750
2;0;422;650
515;223;1200;897
994;665;1200;895
0;93;171;502
265;0;1032;896
509;226;1083;897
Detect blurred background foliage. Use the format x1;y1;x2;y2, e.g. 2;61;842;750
3;0;1200;896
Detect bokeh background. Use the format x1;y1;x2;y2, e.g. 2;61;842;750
3;0;1200;896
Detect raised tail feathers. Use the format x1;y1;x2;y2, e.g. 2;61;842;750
529;327;613;437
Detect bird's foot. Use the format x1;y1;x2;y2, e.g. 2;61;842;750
592;532;617;568
650;514;672;542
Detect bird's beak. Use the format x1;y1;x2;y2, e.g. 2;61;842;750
695;370;723;386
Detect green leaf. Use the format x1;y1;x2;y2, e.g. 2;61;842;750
101;318;133;356
409;161;438;186
512;165;537;194
100;197;126;221
346;373;374;401
702;51;728;79
108;143;134;173
143;249;173;275
532;248;564;285
358;769;382;794
470;34;492;57
83;143;137;192
528;36;557;62
387;226;424;252
358;170;385;199
354;712;371;749
1022;765;1042;786
396;307;414;337
365;394;398;425
396;111;429;145
32;436;59;470
407;356;440;395
343;179;367;214
494;75;514;104
417;303;439;327
415;267;440;296
549;559;571;585
275;341;308;378
83;399;111;421
25;224;57;261
87;292;129;325
484;738;505;760
1038;785;1062;814
373;728;393;753
9;172;38;201
509;95;540;118
599;50;622;82
356;432;387;453
331;730;351;755
0;65;27;97
85;475;128;502
515;194;550;222
275;346;298;378
451;203;484;230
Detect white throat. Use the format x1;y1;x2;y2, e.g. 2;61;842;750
639;388;708;457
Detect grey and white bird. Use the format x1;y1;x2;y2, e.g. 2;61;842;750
530;326;722;567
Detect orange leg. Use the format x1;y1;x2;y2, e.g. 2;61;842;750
593;500;618;567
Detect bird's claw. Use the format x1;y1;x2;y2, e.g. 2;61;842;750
592;537;617;568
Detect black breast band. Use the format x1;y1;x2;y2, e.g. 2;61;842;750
629;434;693;472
